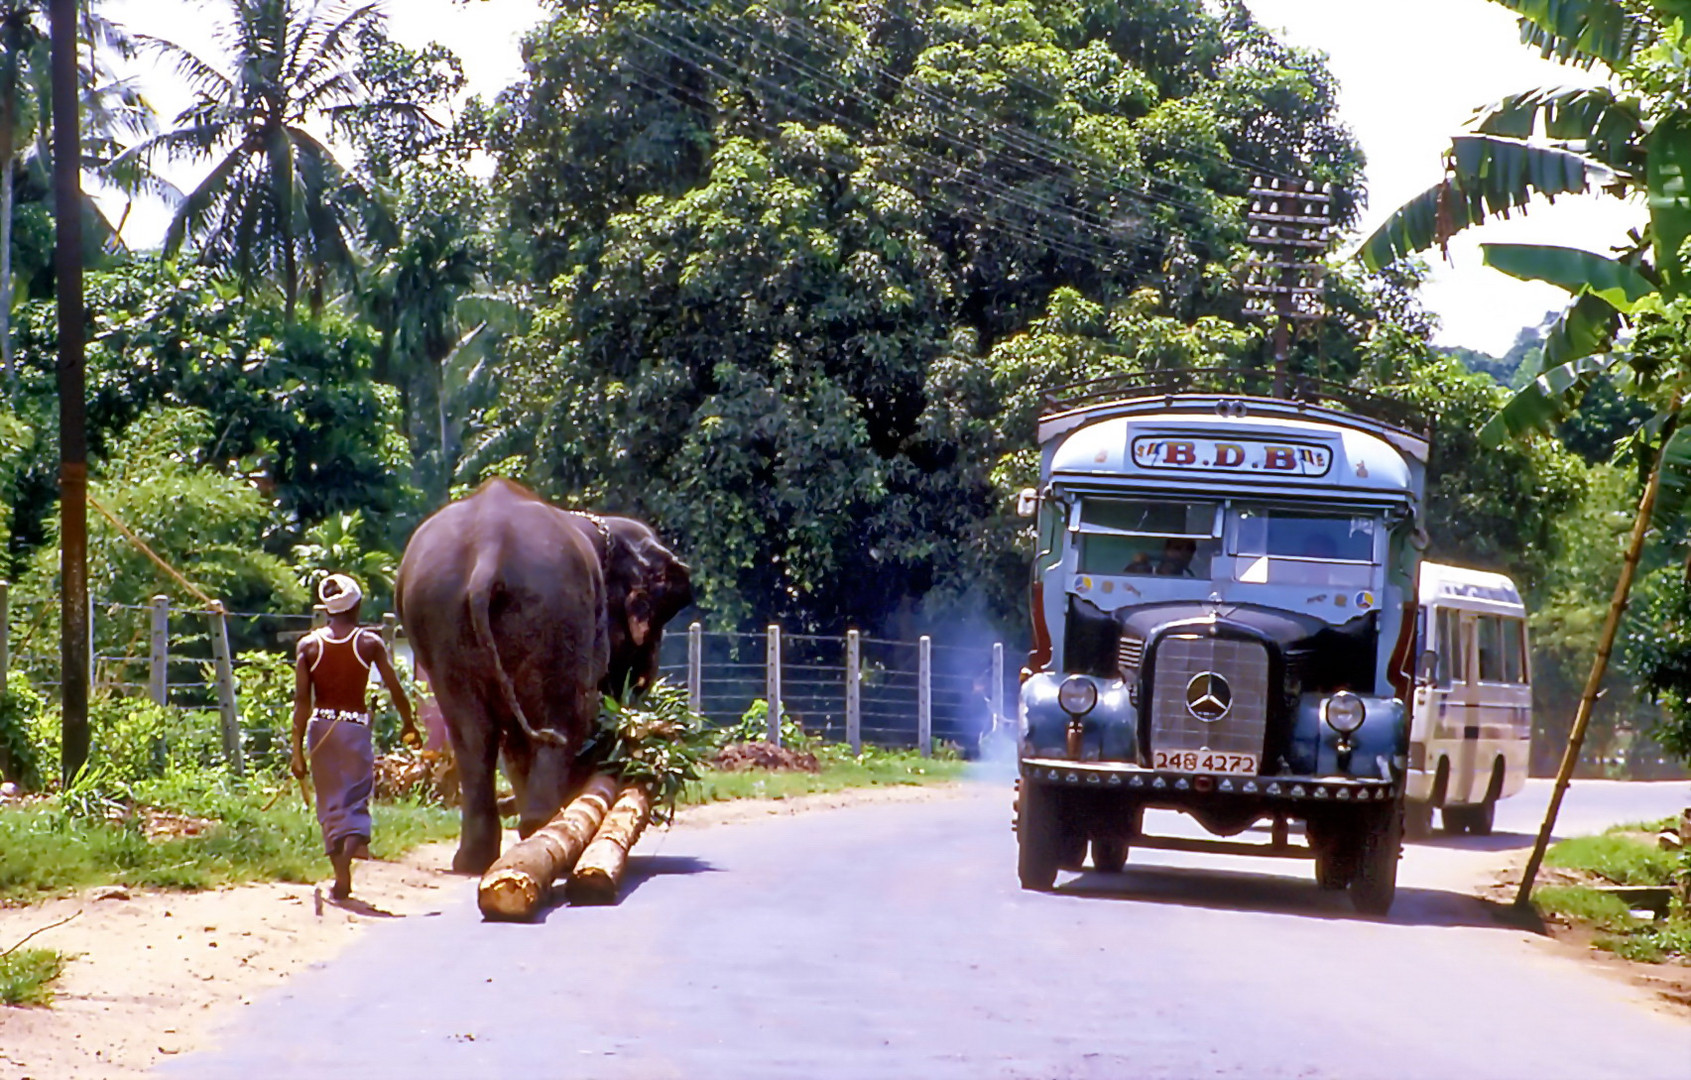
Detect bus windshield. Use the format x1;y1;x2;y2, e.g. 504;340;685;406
1074;498;1220;578
1232;507;1378;587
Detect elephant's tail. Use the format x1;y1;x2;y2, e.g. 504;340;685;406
467;562;571;749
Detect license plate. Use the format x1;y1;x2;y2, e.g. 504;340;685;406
1153;749;1258;775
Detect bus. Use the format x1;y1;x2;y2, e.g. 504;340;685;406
1406;562;1532;837
1014;371;1429;914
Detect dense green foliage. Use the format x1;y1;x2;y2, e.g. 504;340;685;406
0;0;1683;785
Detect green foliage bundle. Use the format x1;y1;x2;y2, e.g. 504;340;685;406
723;697;810;749
591;679;715;823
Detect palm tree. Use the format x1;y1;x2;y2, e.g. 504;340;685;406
121;0;431;318
1358;0;1691;904
0;0;150;386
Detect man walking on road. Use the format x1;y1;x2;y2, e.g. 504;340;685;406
291;573;418;900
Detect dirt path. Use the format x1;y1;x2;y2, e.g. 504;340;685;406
0;783;966;1080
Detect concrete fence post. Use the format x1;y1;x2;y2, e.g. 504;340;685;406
381;612;398;655
149;595;170;707
312;603;328;630
991;641;1005;737
766;623;782;746
687;621;703;716
208;600;244;775
846;629;861;756
918;634;932;757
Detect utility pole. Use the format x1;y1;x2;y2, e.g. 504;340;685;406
1243;177;1332;397
50;0;89;784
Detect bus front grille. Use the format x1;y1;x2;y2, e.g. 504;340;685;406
1148;635;1271;759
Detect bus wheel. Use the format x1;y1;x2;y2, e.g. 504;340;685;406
1403;798;1434;841
1017;782;1062;891
1307;818;1354;890
1349;803;1402;916
1091;838;1129;873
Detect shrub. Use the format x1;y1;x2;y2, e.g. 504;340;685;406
0;676;48;790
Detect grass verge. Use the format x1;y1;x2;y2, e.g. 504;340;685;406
684;745;969;804
1533;822;1690;965
0;948;68;1006
0;772;458;905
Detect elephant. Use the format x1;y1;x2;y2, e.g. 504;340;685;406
395;478;610;874
573;515;694;700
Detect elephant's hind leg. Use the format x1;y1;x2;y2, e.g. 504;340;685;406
442;689;502;875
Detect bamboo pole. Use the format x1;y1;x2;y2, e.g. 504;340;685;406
1514;421;1674;908
478;773;619;921
563;784;652;906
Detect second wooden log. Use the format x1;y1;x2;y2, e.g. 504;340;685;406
562;784;652;905
478;773;619;921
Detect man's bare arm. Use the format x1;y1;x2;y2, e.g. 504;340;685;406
290;638;316;777
369;634;418;744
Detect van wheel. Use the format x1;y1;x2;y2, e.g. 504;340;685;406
1349;803;1402;916
1017;782;1062;891
1091;838;1129;873
1446;799;1496;836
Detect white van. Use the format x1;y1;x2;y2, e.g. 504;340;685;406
1406;562;1532;837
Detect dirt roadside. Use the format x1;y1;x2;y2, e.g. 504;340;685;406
0;783;967;1080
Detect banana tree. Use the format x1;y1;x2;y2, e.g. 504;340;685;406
1357;0;1691;906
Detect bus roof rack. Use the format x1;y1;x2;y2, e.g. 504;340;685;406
1039;367;1431;442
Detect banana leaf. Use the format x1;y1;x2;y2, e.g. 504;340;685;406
1357;137;1602;269
1649;422;1691;534
1646;114;1691;291
1540;290;1624;372
1493;0;1647;68
1480;243;1654;311
1470;85;1642;174
1479;354;1615;446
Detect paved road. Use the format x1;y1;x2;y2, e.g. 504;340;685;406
163;778;1690;1080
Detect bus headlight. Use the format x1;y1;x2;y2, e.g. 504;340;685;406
1057;676;1099;717
1324;692;1366;734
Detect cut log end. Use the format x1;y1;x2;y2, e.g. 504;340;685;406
478;868;545;921
561;784;652;907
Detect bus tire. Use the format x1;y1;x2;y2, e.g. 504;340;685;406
1091;838;1129;873
1349;803;1402;916
1307;818;1354;890
1464;761;1504;837
1440;805;1470;834
1017;781;1062;891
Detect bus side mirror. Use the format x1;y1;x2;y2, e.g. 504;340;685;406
1015;488;1038;518
1415;649;1438;686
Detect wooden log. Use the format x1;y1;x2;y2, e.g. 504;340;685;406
477;773;619;921
563;784;652;906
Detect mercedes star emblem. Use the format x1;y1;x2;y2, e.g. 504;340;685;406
1185;671;1232;722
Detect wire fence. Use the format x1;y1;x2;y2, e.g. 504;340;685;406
1;583;1011;759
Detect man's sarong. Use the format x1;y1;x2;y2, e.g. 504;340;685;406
307;708;374;855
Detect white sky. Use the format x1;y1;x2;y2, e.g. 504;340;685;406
98;0;1641;357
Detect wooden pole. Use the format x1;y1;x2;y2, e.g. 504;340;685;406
1515;420;1674;908
563;784;652;905
208;600;243;775
766;623;782;746
51;0;89;786
846;629;861;755
478;773;619;920
919;634;932;757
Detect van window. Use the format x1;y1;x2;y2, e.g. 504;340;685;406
1435;608;1464;687
1502;618;1527;684
1477;615;1507;682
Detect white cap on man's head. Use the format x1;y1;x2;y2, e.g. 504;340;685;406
318;573;364;615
